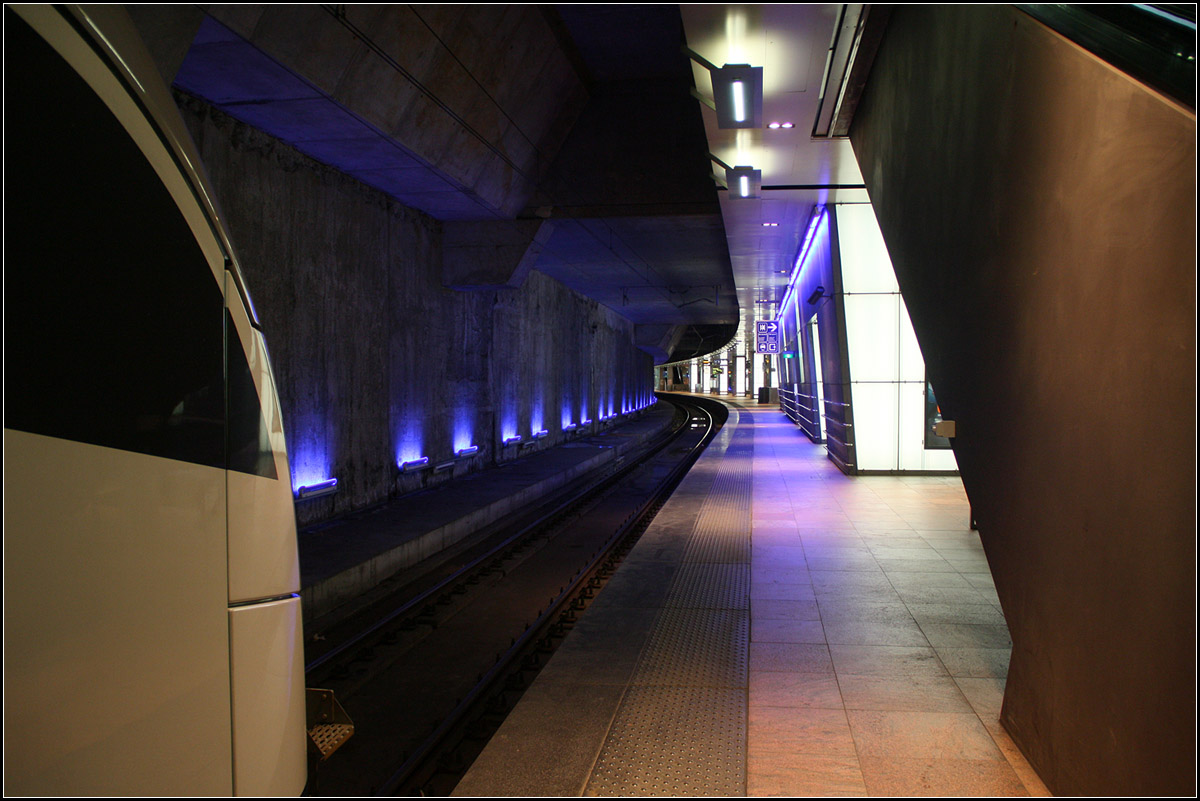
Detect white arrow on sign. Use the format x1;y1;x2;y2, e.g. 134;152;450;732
756;321;779;334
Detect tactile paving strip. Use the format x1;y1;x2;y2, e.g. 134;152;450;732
583;414;754;796
685;441;753;565
664;563;750;611
584;686;746;797
630;605;749;687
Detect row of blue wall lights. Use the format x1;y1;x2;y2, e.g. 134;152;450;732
295;399;657;501
403;443;482;473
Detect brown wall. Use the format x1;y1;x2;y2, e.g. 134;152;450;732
850;6;1195;795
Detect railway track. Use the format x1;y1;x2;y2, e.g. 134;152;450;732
302;393;728;796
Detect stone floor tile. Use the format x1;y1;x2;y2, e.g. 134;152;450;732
751;617;827;644
749;706;858;757
751;599;822;620
749;670;844;709
829;644;949;677
809;570;895;590
920;622;1013;649
751;567;812;585
750;641;835;673
750;582;817;601
813;585;905;604
846;709;1005;761
748;753;867;797
907;602;1008;626
857;755;1029;796
816;600;916;624
837;673;974;713
935;647;1012;678
868;544;942;558
884;571;974;589
954;676;1006;719
961;572;998;590
981;720;1054;796
823;618;931;647
874;557;957;573
894;585;990;605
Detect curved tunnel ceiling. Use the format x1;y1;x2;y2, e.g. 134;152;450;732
164;4;741;363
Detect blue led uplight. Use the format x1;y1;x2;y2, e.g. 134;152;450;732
778;206;828;319
455;445;479;458
401;457;431;472
296;478;338;500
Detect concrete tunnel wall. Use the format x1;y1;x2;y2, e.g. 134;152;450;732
178;97;654;529
849;6;1195;796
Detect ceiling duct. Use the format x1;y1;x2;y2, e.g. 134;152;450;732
812;5;893;138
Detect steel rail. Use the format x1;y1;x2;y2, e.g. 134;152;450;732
374;396;725;796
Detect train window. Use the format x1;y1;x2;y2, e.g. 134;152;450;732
227;311;277;478
4;9;230;469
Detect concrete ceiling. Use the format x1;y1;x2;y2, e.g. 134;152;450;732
679;4;874;361
145;5;862;363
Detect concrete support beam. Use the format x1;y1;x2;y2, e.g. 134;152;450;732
182;5;587;219
125;5;205;86
634;324;684;364
442;219;554;290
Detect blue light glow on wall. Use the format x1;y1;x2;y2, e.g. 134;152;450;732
290;412;332;494
531;396;544;435
780;206;829;320
394;412;424;467
453;405;474;453
501;404;518;442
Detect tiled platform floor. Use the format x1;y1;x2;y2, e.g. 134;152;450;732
744;402;1048;796
455;397;1052;796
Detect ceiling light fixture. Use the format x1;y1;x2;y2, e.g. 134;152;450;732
732;80;746;122
725;165;761;199
710;64;763;129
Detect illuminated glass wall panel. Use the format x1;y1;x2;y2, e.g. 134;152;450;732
837;203;957;472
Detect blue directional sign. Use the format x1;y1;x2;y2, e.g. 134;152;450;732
755;320;780;354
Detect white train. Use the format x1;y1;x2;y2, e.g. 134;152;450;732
4;5;307;795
